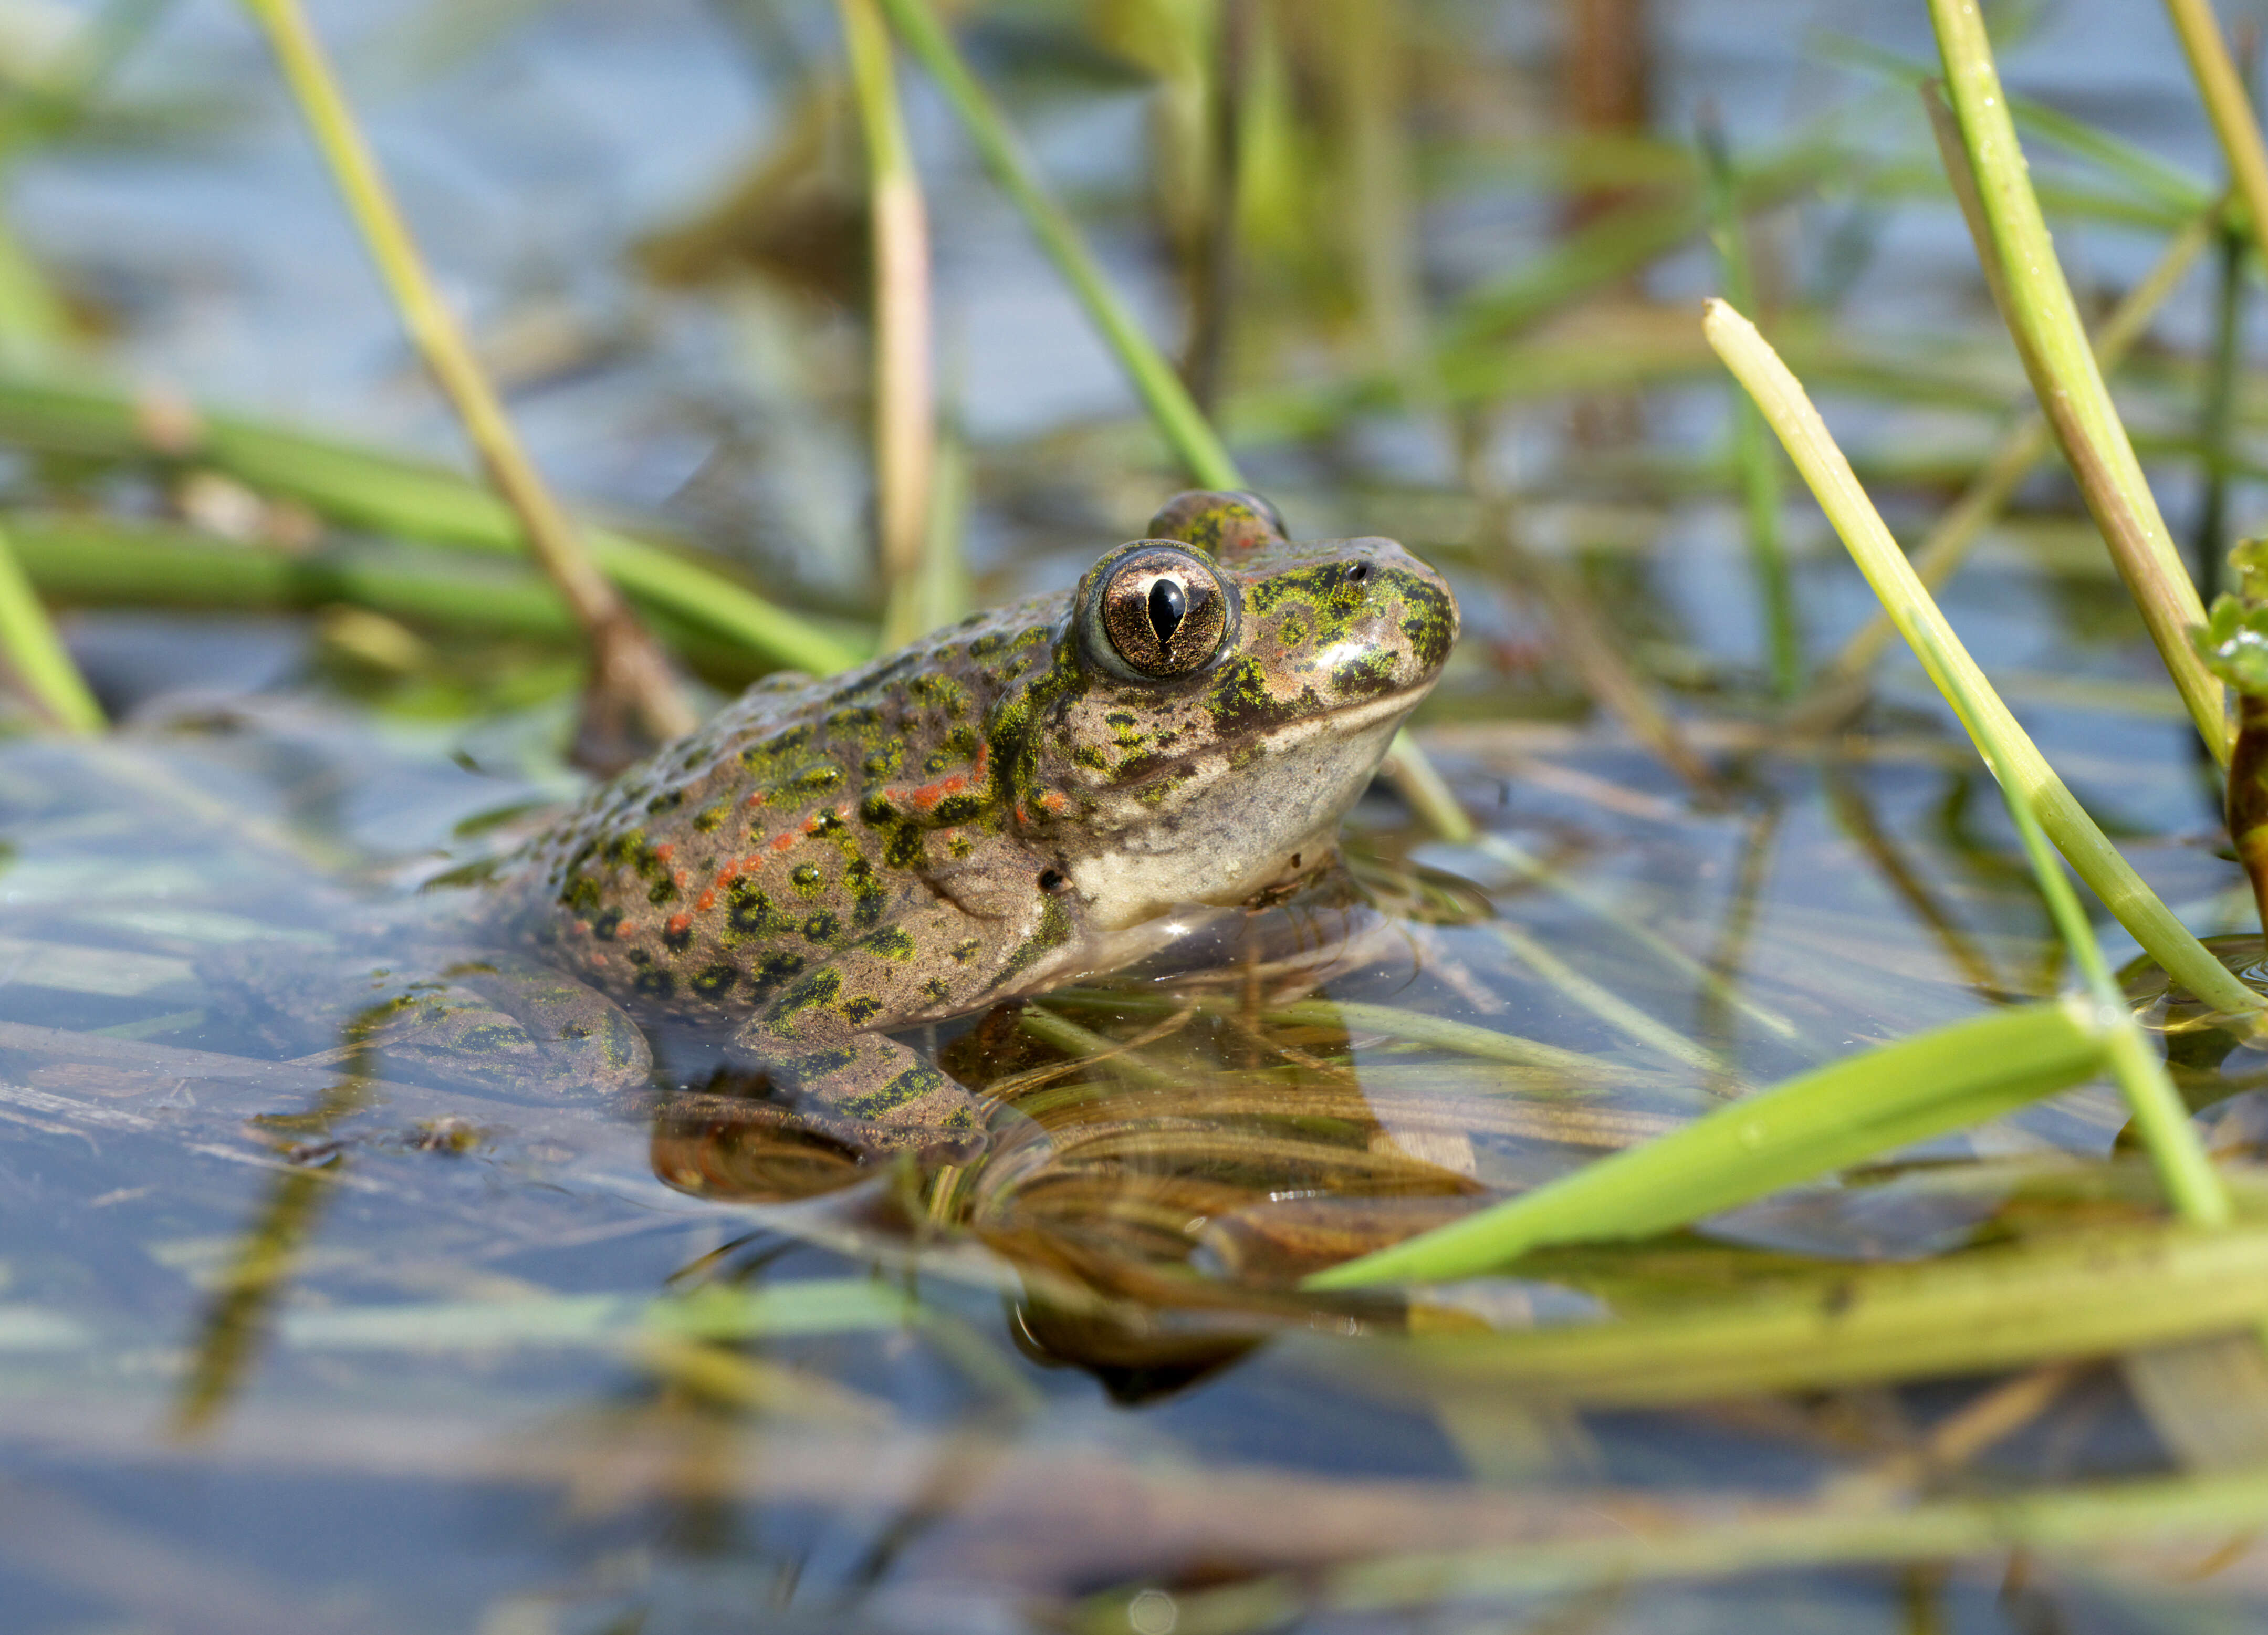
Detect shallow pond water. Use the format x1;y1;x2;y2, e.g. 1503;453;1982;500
5;638;2262;1633
7;0;2268;1631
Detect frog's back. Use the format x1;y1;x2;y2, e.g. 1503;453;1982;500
506;592;1064;1024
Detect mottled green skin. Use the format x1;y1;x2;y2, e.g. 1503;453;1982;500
487;493;1457;1144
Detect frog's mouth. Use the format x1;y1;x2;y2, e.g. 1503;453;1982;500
1121;682;1429;789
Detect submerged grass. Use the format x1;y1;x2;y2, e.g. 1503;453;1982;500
1305;1001;2103;1288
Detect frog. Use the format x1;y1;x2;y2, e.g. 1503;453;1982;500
205;491;1458;1149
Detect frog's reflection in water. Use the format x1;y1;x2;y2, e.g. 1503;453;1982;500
646;880;1495;1397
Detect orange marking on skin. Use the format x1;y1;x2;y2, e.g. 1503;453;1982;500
695;890;716;912
590;952;609;966
654;843;675;863
771;831;797;853
745;790;768;807
666;912;691;937
673;869;689;890
1040;790;1070;814
1014;803;1028;824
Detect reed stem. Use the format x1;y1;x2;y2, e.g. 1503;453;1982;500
881;0;1469;842
838;0;935;599
1700;114;1800;699
0;516;100;731
876;0;1240;490
2163;0;2268;270
237;0;695;762
1706;298;2261;1016
1928;6;2229;763
1817;210;2213;690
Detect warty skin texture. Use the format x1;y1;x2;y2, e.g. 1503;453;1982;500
492;491;1459;1144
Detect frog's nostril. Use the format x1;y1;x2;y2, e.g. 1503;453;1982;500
1344;562;1369;586
1147;577;1187;646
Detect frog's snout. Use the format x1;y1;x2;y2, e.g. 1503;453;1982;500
1321;536;1459;697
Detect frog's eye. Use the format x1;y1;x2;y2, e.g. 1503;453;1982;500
1091;545;1232;678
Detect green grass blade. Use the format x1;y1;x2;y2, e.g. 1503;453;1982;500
0;368;863;677
2162;0;2268;265
239;0;695;748
0;516;101;732
1126;1460;2268;1631
840;0;936;605
1982;700;2231;1227
1818;32;2214;215
1302;1001;2104;1288
1928;8;2229;762
1706;298;2262;1016
1383;1215;2268;1403
1701;117;1800;699
1820;209;2213;687
875;0;1240;490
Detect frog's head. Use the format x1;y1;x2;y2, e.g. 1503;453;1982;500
1011;492;1457;931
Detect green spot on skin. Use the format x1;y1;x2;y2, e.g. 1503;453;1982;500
861;926;916;961
992;895;1074;988
841;1061;950;1118
768;968;842;1027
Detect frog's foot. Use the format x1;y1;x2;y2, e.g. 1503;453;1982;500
729;1024;985;1152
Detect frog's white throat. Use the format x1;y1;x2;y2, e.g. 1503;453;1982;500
1063;688;1422;933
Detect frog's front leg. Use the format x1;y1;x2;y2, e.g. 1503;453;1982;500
729;1018;980;1148
720;898;1034;1147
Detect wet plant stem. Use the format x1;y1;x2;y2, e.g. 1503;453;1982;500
2195;211;2246;608
1700;114;1799;699
1706;298;2262;1016
1492;922;1730;1077
0;370;861;676
881;0;1467;840
876;0;1238;490
2236;694;2268;927
2164;0;2268;272
0;517;100;731
237;0;696;764
838;0;935;609
1980;701;2231;1227
882;428;971;648
1928;5;2229;764
1816;209;2213;691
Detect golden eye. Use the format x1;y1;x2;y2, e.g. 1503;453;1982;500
1091;545;1231;678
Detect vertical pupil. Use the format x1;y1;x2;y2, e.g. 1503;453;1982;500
1147;577;1188;648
